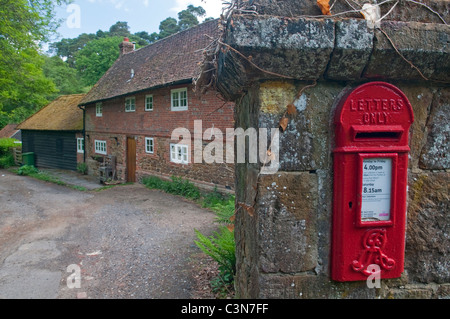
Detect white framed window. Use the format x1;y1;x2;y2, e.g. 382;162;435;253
125;97;136;112
170;143;188;164
77;138;84;153
145;95;153;111
95;140;107;155
145;137;154;154
96;102;102;117
171;88;188;111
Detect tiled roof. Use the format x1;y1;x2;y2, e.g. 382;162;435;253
17;94;85;131
0;124;19;139
80;19;221;105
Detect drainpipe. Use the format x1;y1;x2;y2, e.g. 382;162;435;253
78;104;86;163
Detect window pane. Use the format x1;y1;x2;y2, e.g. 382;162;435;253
146;96;153;110
172;92;179;107
171;145;176;160
180;91;187;106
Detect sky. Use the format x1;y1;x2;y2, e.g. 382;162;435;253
52;0;225;41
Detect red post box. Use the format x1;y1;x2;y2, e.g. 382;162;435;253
331;82;414;282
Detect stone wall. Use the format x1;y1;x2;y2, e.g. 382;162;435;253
216;2;449;298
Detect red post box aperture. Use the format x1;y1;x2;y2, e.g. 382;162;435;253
332;82;414;282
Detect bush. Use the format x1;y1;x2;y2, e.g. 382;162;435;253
195;189;236;297
142;175;201;200
0;138;19;156
202;190;235;225
0;138;20;168
0;153;14;168
17;165;39;176
194;226;236;289
77;162;88;175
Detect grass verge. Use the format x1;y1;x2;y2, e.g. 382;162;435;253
13;165;88;191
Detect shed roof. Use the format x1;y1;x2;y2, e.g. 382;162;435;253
79;19;220;106
17;94;85;131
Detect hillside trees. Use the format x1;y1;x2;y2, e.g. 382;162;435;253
0;0;70;127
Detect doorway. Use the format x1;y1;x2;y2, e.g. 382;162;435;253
126;137;136;182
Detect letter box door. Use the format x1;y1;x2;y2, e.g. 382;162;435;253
331;82;414;282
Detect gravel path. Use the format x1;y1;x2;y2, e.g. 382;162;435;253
0;169;217;299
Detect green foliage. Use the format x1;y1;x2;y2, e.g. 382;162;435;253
76;162;88;175
149;5;209;42
0;138;20;168
202;189;235;225
16;165;66;186
178;5;206;31
109;21;131;37
0;153;14;169
194;227;236;292
0;0;68;113
0;48;57;113
42;55;86;98
196;188;236;297
142;175;201;200
75;36;123;86
0;138;19;155
17;165;39;176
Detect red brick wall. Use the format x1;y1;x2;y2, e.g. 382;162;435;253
76;132;84;165
84;84;235;190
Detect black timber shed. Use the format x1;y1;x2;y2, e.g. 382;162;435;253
17;94;85;171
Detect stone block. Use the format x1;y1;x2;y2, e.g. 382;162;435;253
225;15;335;79
258;273;376;299
419;87;450;170
406;171;450;283
256;172;318;274
364;21;450;82
326;19;374;80
258;81;342;171
395;84;434;169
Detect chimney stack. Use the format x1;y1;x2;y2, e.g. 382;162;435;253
119;37;134;56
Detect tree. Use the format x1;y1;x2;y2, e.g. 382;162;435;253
75;36;123;86
158;17;180;39
178;5;206;31
42;55;86;97
109;21;131;37
0;0;69;121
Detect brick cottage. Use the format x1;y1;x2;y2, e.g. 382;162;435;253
79;19;234;190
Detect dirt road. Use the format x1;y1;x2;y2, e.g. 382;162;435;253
0;169;217;299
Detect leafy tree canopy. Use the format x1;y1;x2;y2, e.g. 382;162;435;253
0;0;69;122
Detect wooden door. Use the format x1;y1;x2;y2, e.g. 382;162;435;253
126;137;136;182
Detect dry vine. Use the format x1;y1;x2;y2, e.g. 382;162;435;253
193;0;448;95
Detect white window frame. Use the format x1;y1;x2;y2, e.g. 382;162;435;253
96;102;102;117
170;143;188;164
77;138;84;153
145;95;153;111
145;137;154;154
171;88;188;111
95;140;107;155
125;97;136;112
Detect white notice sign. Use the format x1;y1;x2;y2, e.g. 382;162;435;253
361;158;392;221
